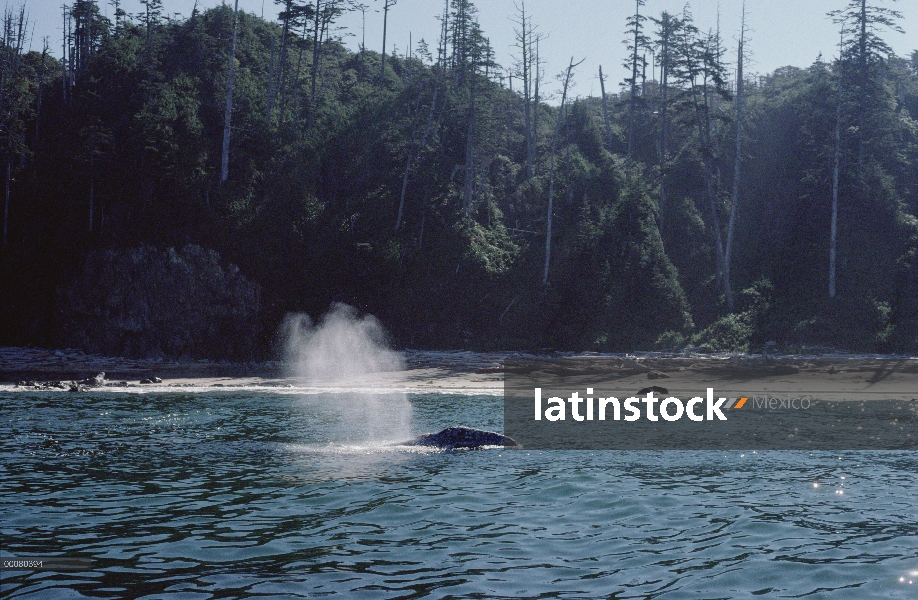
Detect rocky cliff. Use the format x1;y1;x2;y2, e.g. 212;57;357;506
57;245;261;359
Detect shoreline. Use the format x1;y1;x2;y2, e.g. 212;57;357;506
0;346;509;392
4;346;918;398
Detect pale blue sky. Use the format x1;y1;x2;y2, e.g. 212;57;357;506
25;0;918;99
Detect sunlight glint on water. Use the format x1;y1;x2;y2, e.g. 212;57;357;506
1;391;917;598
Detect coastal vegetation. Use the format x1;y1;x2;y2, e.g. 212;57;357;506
0;0;916;357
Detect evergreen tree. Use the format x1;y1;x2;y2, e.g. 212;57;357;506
622;0;648;159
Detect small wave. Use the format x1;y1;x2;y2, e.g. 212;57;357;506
286;442;444;455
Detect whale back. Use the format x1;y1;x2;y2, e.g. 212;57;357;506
401;426;520;449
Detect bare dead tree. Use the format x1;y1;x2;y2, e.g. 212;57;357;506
678;9;732;308
307;0;323;128
725;3;747;304
511;1;534;179
651;10;680;230
598;64;613;150
624;0;647;160
830;30;844;298
543;57;582;286
380;0;396;80
220;0;240;183
265;34;277;123
35;37;48;144
61;6;68;100
395;5;448;230
1;6;26;245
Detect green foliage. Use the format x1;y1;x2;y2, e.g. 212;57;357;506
668;280;774;353
888;224;918;351
654;330;686;350
786;296;894;352
462;222;520;275
0;1;917;358
691;313;752;353
544;161;692;350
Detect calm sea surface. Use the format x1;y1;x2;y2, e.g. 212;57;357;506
1;389;917;598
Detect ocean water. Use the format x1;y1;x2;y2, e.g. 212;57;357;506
1;389;917;599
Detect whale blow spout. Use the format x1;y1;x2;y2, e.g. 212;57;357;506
400;426;521;450
281;303;411;444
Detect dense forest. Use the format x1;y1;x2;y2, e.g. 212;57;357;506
0;0;917;358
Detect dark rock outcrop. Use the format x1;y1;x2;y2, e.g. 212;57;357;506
78;372;106;387
16;380;68;390
56;245;261;359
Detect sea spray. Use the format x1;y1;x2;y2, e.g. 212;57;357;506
281;303;411;444
282;303;404;381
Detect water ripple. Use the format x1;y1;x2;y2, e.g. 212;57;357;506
1;392;917;598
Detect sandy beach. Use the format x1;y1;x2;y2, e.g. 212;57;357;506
0;346;507;392
4;346;918;400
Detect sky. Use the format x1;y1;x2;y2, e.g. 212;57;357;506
23;0;918;100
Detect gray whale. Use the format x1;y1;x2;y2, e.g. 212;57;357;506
399;426;520;450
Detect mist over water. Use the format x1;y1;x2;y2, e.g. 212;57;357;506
282;303;404;382
281;303;411;443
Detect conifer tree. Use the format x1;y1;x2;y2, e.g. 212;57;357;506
650;11;681;229
623;0;648;160
829;0;903;171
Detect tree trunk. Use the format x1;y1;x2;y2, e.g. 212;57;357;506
544;58;579;286
292;19;308;120
88;155;94;233
517;2;532;179
857;0;867;177
463;72;476;222
418;210;425;248
220;0;239;183
627;0;642;160
35;40;47;144
61;8;68;101
657;20;670;229
830;33;844;299
276;0;293;126
395;55;443;231
265;35;277;123
725;5;745;307
598;65;614;151
358;5;365;77
684;32;732;308
68;11;75;88
307;0;323;131
533;38;540;167
2;159;8;246
380;0;390;81
830;108;841;299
